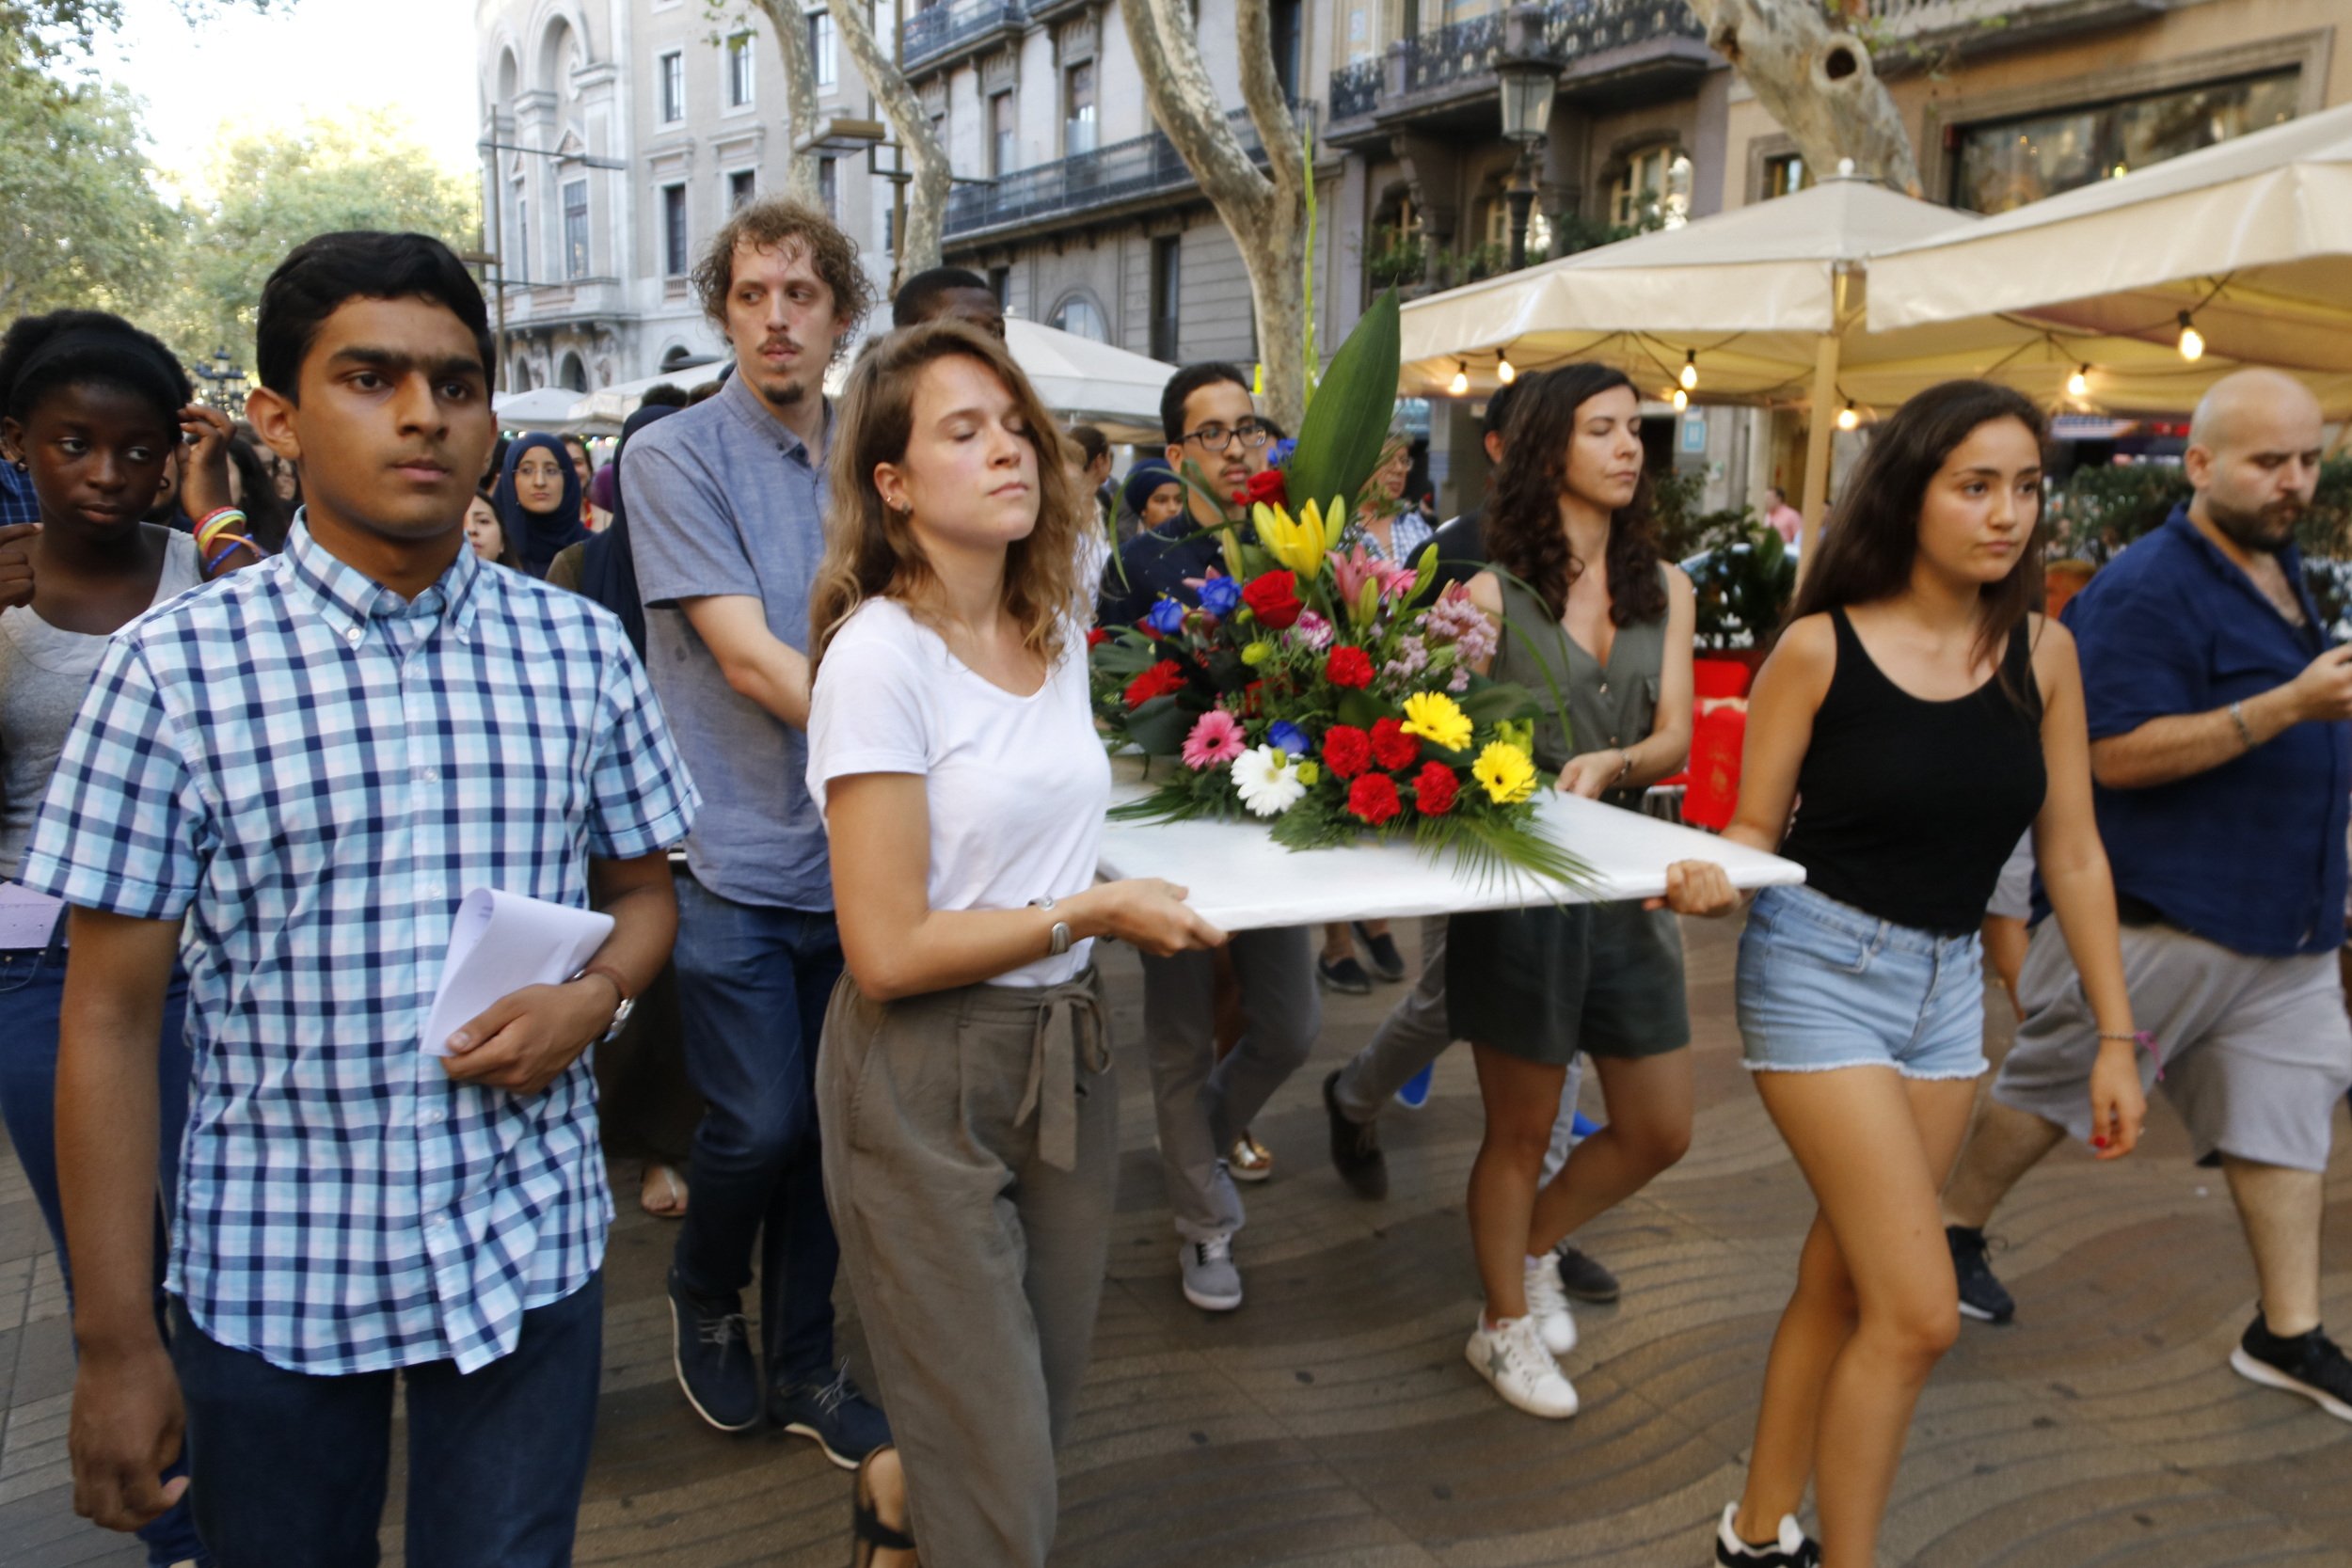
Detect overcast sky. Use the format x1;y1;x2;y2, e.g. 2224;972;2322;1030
99;0;482;189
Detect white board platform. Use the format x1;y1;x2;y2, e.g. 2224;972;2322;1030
1096;780;1804;934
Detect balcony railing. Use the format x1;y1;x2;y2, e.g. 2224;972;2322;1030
1330;0;1706;123
945;103;1315;241
1330;58;1383;120
901;0;1025;71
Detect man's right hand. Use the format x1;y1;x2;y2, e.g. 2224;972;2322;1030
0;521;39;612
71;1338;188;1532
2285;644;2352;724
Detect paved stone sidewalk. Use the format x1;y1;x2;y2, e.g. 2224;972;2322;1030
7;916;2352;1565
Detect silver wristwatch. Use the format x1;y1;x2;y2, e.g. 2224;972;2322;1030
1029;896;1073;958
570;963;634;1042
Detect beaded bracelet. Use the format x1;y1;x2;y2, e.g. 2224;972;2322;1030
2099;1029;2163;1079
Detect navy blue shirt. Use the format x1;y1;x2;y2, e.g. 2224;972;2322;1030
2065;508;2350;957
1097;517;1226;627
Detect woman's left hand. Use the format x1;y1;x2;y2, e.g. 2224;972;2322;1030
177;404;235;520
1647;860;1738;917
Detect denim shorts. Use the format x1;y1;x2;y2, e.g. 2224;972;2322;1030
1735;882;1988;1080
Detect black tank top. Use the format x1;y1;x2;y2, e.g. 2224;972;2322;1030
1779;609;2045;936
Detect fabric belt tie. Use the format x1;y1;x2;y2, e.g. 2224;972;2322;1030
1016;976;1107;1172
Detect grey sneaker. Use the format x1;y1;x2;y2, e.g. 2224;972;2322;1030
1180;1233;1243;1311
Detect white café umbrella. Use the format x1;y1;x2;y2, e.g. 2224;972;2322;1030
1868;102;2352;417
493;387;619;436
1003;317;1177;445
1398;174;1982;553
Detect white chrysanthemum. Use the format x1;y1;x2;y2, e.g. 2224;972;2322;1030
1232;744;1308;817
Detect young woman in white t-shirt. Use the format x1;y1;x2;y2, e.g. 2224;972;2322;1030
806;320;1224;1568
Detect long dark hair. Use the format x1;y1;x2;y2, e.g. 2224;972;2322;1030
1788;379;2047;687
1486;362;1666;626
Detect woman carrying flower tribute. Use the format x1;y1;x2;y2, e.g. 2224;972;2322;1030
1449;364;1738;1419
806;321;1225;1566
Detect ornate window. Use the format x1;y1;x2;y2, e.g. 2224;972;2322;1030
1951;71;2296;214
1610;145;1691;230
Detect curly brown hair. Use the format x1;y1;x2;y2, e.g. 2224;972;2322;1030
1486;363;1667;626
691;198;874;355
809;321;1089;672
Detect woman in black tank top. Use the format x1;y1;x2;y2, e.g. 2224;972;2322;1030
1710;383;2144;1568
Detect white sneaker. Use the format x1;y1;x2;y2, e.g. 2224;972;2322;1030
1466;1314;1579;1418
1523;1254;1578;1355
1179;1232;1243;1311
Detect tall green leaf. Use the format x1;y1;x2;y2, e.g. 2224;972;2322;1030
1283;289;1399;523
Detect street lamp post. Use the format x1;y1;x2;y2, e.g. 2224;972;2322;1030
1495;5;1565;274
190;346;247;414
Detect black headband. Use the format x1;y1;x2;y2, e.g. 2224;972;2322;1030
9;325;188;420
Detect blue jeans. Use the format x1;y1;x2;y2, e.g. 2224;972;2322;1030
0;925;205;1568
169;1275;603;1568
668;875;843;1379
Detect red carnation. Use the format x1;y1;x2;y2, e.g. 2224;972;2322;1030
1323;724;1372;780
1413;761;1459;816
1123;658;1185;708
1241;570;1303;631
1087;626;1109;648
1370;717;1420;770
1347;772;1403;827
1326;645;1375;689
1232;468;1288;511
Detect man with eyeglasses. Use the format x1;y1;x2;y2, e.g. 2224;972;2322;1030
1096;361;1321;1312
1097;363;1276;626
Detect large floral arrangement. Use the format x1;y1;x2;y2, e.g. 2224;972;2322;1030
1091;295;1590;887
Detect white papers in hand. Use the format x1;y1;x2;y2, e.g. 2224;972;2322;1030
421;888;615;1057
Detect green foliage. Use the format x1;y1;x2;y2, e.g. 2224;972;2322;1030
155;110;480;372
1284;288;1399;522
1669;493;1795;650
1365;229;1424;293
2051;457;2352;626
0;50;178;317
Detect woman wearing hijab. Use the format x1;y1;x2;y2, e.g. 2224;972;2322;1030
494;432;589;578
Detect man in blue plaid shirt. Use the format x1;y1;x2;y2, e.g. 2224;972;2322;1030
26;232;699;1566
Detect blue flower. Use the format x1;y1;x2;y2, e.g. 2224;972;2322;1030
1267;720;1311;756
1270;438;1297;469
1199;576;1242;618
1144;597;1187;636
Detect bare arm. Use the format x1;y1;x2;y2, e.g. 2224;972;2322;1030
1720;613;1836;857
827;772;1222;1003
679;594;814;730
56;909;188;1531
2027;620;2145;1158
2090;643;2352;790
443;849;678;1095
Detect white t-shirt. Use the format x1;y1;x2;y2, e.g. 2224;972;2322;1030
808;597;1109;987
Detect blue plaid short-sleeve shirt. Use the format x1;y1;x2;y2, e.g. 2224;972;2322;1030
20;518;698;1374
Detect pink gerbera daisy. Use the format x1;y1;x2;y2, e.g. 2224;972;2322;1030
1182;708;1248;770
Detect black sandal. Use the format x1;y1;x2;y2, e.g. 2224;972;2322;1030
852;1448;916;1567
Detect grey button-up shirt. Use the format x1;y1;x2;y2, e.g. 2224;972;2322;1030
626;372;834;911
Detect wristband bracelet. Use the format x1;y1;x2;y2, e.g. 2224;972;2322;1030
2229;699;2255;751
203;535;260;575
195;507;246;547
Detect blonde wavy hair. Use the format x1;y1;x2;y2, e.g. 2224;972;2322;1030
811;320;1089;669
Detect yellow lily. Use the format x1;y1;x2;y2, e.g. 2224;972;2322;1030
1249;497;1351;580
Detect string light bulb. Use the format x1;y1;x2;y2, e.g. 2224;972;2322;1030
1671;387;1690;412
1448;361;1470;397
2066;364;2090;398
1836;401;1860;433
1496;353;1517;385
2176;311;2204;362
1678;351;1698;391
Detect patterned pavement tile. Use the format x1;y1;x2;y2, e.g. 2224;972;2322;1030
7;915;2352;1567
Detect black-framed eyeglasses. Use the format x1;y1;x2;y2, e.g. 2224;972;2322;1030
1181;420;1274;452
